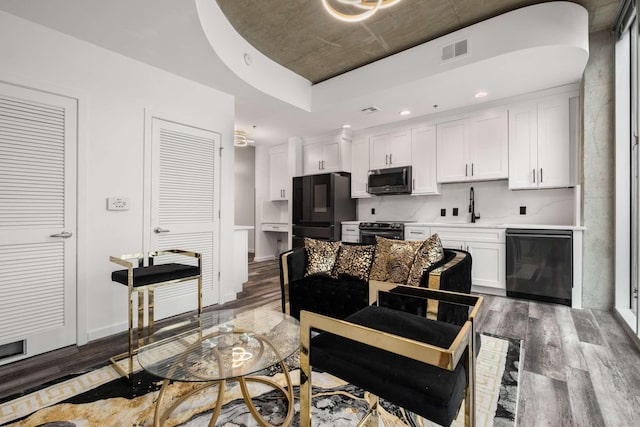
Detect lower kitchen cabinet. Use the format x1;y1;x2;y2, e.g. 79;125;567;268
433;227;506;294
341;223;360;243
404;225;431;241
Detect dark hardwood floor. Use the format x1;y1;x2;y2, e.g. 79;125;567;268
2;257;640;426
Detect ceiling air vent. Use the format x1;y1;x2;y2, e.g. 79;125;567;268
441;39;468;61
361;106;381;114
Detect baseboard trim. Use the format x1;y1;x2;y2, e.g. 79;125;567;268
472;285;506;297
253;255;276;262
613;307;640;352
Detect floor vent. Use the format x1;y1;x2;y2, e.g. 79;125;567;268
0;340;25;360
442;39;468;61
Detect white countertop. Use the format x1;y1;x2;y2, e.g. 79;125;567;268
234;225;255;231
341;221;585;231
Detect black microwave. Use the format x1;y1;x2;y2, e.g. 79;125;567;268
367;166;412;195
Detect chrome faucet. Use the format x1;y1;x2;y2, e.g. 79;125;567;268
469;186;480;223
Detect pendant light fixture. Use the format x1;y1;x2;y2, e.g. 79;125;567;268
321;0;403;23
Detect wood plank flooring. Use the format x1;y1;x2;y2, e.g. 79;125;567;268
477;294;640;426
2;258;640;427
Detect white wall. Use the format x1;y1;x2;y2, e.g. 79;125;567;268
358;180;576;225
234;146;255;251
0;11;236;342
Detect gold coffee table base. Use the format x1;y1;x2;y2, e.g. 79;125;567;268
153;355;295;427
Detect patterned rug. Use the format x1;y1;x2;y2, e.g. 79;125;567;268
0;333;521;427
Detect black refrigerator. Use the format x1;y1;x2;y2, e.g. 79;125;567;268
292;172;356;248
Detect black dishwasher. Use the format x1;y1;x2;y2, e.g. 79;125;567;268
506;229;572;306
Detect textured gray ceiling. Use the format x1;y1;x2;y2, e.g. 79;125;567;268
217;0;619;84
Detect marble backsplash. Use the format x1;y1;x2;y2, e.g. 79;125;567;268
357;180;577;226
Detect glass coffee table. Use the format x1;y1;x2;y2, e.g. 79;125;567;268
137;308;299;427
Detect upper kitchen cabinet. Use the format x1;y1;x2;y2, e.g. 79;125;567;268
269;144;289;201
302;130;351;175
436;110;508;183
351;136;371;198
369;130;412;169
509;93;578;189
411;125;439;195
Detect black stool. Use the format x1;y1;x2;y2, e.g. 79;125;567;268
110;249;201;377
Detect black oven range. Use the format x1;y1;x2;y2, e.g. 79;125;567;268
358;221;413;245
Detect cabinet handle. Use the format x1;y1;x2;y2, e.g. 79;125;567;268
322;160;325;170
409;231;422;235
465;164;468;177
412;178;415;190
533;169;536;183
466;245;469;252
540;168;543;183
471;163;474;176
385;154;389;165
389;154;393;165
318;160;321;170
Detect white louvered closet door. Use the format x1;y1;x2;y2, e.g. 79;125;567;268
150;119;220;319
0;82;77;364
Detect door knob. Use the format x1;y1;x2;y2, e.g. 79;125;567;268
50;230;73;238
154;227;170;233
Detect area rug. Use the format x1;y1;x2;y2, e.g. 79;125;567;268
0;333;521;427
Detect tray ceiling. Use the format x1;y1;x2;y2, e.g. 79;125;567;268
217;0;619;84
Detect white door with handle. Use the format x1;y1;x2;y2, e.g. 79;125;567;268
149;118;220;319
0;82;77;364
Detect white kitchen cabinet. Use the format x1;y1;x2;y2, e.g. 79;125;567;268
351;136;371;198
509;93;576;189
436;119;468;182
369;130;411;169
433;226;506;293
404;225;431;241
269;144;288;201
436;110;508;183
302;133;350;175
341;223;360;243
262;222;288;232
411;125;439;195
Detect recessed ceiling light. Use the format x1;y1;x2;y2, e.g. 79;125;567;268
474;91;488;98
342;124;351;129
400;110;411;116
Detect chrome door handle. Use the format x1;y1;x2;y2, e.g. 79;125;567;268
385;154;388;165
389;154;393;165
50;230;72;238
154;227;170;233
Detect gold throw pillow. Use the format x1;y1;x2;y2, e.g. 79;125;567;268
332;244;375;281
304;238;341;277
369;236;422;283
406;233;445;286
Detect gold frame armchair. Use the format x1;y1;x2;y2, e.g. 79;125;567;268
109;249;202;377
300;281;482;427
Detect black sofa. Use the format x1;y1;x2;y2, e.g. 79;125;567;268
279;246;472;325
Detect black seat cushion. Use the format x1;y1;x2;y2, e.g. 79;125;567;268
310;305;467;426
111;263;200;287
288;276;368;320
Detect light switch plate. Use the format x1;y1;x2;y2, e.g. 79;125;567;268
107;197;130;211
